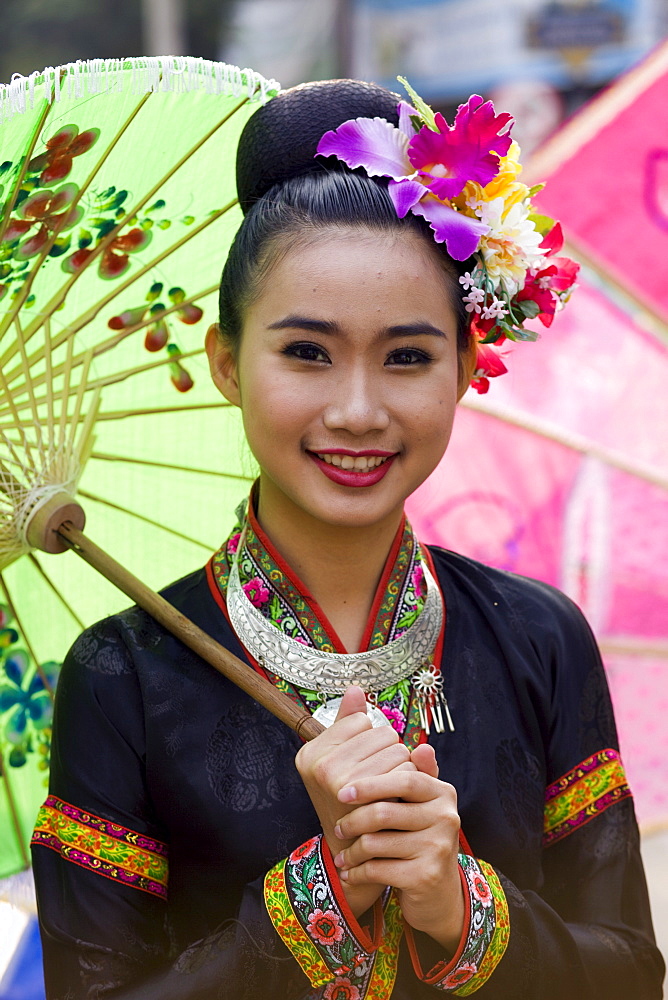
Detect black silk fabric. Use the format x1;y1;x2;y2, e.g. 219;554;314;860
32;548;664;998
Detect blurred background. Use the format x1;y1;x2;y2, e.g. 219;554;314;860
1;1;667;996
2;0;667;154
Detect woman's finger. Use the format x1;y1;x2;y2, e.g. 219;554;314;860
335;799;434;840
338;769;456;806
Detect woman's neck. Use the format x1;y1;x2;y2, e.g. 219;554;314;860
254;482;404;653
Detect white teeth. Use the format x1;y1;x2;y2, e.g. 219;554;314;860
315;452;389;471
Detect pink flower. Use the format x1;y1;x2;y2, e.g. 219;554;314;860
5;184;82;260
472;873;493;907
242;577;270;607
227;533;241;555
408;96;513;201
381;706;405;733
306;908;345;946
323;977;361;1000
442;962;477;988
289;836;318;864
411;564;425;596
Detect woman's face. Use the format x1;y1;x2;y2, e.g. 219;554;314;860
207;228;461;533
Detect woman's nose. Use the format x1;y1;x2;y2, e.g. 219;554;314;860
322;369;391;435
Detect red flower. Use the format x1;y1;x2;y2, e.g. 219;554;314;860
470;340;508;394
323;976;361;1000
5;184;81;260
306;908;345;946
29;124;100;185
472;873;493;907
289;837;318;864
64;227;151;280
442;962;477;988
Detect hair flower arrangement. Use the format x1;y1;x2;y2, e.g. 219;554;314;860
317;78;579;392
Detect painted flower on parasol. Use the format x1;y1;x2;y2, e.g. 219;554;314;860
0;605;59;770
317;79;580;390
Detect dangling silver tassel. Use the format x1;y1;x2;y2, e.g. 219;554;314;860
411;661;455;735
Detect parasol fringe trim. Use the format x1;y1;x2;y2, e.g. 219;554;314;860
0;57;280;122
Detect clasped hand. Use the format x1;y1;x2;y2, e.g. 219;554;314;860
295;686;464;953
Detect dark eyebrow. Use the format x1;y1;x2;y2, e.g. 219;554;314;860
385;323;447;339
267;316;339;334
267;317;447;339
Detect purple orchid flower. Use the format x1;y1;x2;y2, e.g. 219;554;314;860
316;99;496;260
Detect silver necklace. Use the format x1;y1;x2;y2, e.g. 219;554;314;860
227;533;453;733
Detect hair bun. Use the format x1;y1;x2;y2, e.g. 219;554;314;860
236;79;400;214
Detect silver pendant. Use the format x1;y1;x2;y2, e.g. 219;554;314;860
411;663;455;735
312;697;392;730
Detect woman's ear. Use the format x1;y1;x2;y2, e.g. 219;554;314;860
205;324;241;406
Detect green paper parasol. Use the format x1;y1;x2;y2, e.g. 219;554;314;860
0;57;283;882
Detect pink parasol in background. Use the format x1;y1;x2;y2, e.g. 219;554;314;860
407;44;668;830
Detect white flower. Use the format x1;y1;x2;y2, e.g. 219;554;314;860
476;197;546;296
462;287;485;314
481;296;508;320
459;271;476;291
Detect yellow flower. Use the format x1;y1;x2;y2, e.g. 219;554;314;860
455;141;530;220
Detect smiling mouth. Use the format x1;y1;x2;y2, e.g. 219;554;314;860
314;452;391;471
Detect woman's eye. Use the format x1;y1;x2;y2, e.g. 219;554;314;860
386;348;434;367
281;341;330;363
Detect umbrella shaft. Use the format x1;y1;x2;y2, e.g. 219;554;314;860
56;522;324;743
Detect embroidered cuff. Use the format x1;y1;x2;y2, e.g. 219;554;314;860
31;795;169;900
263;834;403;994
543;748;632;847
406;854;510;995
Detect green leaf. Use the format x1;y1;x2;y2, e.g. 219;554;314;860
516;298;540;319
528;213;554;235
527;183;545;197
397;76;438;131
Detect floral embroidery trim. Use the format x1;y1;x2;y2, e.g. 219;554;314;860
543;748;632;847
31;795;168;900
264;834;403;993
407;854;509;994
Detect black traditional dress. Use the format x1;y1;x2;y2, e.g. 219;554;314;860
31;498;664;998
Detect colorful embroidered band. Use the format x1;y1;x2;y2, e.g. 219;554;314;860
543;748;632;847
264;834;402;994
31;795;169;900
407;853;510;994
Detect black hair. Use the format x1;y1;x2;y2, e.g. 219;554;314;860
217;168;472;381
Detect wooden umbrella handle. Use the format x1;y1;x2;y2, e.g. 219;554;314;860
56;522;325;743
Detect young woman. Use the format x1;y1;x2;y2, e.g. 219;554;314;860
31;79;664;999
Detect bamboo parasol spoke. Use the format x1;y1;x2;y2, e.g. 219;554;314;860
77;488;222;550
89;453;254;481
28;553;86;630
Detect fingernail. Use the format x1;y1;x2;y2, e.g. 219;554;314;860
339;868;349;881
334;852;345;867
334;824;343;839
339;785;357;803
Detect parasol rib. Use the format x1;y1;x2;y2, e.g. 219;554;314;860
28;552;86;630
0;573;55;699
0;752;30;869
56;522;323;742
78;488;222;550
0;97;53;245
2;284;217;399
2;346;207;414
0;401;234;432
89;453;255;481
462;396;668;491
2;89;248;358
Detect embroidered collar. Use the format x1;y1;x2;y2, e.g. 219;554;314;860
210;491;428;655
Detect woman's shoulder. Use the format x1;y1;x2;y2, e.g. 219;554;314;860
426;544;596;645
65;565;219;678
